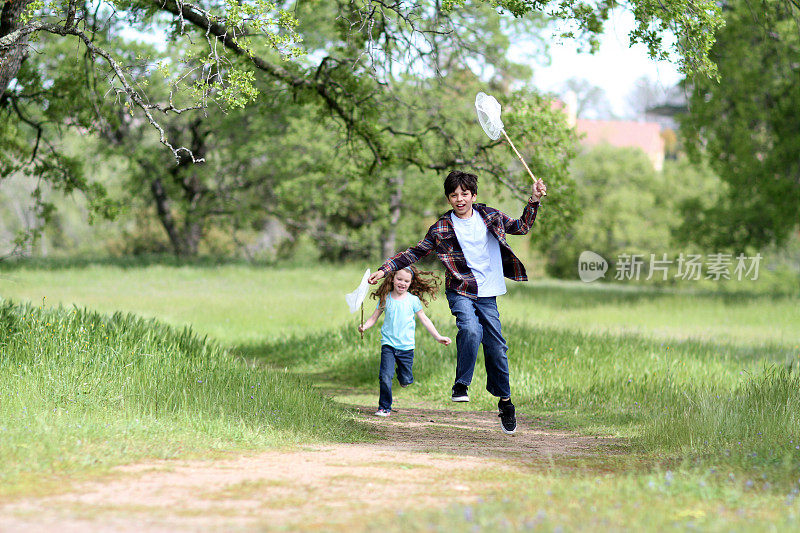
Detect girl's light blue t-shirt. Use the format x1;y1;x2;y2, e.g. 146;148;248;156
380;293;422;350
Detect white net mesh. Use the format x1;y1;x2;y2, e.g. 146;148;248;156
475;92;503;141
345;269;371;313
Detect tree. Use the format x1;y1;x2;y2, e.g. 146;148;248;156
1;0;725;165
1;0;723;255
679;0;800;250
540;144;673;278
3;3;581;258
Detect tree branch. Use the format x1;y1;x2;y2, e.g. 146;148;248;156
155;0;388;169
8;19;206;163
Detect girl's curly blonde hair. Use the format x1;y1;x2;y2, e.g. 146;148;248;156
370;265;441;309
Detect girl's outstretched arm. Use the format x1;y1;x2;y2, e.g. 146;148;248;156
415;310;451;346
359;308;383;333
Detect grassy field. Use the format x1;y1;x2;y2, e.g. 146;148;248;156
2;262;795;345
0;265;371;497
2;261;800;528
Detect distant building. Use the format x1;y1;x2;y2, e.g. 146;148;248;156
557;92;667;171
575;119;665;171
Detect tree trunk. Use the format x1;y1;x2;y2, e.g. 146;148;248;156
151;178;188;256
182;218;202;256
150;177;204;256
0;0;34;102
381;173;404;260
148;119;208;257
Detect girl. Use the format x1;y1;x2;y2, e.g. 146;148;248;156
359;266;451;416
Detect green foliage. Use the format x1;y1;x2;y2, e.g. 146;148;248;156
0;28;144;247
679;0;800;250
222;0;303;59
206;69;259;109
445;0;722;77
2;0;724;258
503;89;580;239
2;0;302;249
628;0;723;78
88;27;577;259
536;146;761;282
539;145;674;278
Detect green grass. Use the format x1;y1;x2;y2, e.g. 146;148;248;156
502;280;800;345
251;320;800;479
0;299;366;496
2;263;796;345
2;261;800;527
0;263;365;344
363;463;800;531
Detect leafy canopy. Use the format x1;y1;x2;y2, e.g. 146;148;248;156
679;0;800;250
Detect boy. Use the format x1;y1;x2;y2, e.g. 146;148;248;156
368;170;546;434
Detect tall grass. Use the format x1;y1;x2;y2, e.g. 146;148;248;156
643;366;800;476
0;300;365;494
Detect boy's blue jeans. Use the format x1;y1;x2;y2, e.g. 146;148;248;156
445;290;510;398
378;344;414;410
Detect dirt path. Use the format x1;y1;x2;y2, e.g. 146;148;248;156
0;402;619;532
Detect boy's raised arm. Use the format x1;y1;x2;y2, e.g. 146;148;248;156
503;179;547;235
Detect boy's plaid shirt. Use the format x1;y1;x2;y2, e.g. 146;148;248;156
379;199;540;299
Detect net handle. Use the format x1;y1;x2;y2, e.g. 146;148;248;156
501;130;547;197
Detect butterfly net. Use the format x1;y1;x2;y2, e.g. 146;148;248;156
475;92;504;141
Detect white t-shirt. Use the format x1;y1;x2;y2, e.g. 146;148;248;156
450;210;506;297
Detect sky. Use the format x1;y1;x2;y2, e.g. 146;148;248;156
525;10;683;118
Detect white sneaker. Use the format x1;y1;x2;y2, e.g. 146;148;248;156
374;408;391;417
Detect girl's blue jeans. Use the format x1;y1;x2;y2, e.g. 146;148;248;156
378;344;414;410
445;290;511;398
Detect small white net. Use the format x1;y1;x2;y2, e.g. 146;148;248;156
475;92;504;141
345;268;371;313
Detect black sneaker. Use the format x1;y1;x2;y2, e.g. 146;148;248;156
498;399;516;434
451;383;469;402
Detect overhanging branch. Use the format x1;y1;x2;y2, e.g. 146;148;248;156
155;0;388;168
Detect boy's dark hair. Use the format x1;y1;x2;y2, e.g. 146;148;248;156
444;170;478;197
